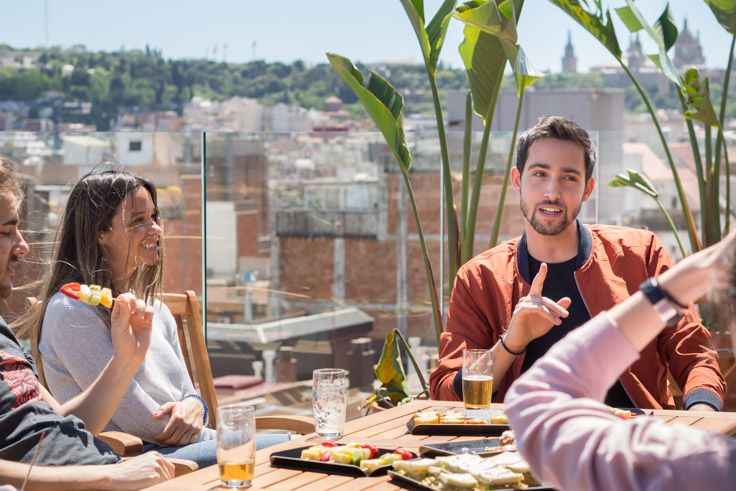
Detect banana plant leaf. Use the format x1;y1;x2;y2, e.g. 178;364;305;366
510;47;546;95
455;0;519;53
458;25;506;122
609;169;659;199
615;1;683;90
705;0;736;34
327;53;411;173
682;68;721;128
547;0;621;58
362;329;413;409
401;0;457;75
453;0;546;96
609;169;687;258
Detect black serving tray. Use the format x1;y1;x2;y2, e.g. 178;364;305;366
419;438;507;457
388;470;555;490
269;446;396;477
407;408;509;436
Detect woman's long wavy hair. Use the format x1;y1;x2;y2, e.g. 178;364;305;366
31;167;164;349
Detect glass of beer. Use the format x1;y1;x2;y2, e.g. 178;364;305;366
462;349;493;409
217;404;256;488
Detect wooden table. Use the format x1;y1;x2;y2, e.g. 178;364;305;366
147;400;736;490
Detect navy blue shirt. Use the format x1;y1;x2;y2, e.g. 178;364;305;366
522;254;635;409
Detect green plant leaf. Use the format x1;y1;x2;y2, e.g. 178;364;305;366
458;25;507;122
401;0;457;75
373;330;411;398
547;0;621;58
682;68;720;127
456;1;542;97
615;2;683;90
609;169;659;198
454;0;519;54
705;0;736;35
327;53;411;173
655;4;679;51
426;0;458;74
511;47;546;94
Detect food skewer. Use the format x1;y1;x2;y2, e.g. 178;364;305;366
60;283;113;308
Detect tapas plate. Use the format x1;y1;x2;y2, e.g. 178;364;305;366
388;470;554;490
419;438;506;458
269;446;396;477
407;408;509;436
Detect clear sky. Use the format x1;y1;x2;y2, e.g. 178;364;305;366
1;1;733;72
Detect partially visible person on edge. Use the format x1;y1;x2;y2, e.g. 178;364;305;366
0;156;174;489
30;168;288;469
505;228;736;491
429;116;725;411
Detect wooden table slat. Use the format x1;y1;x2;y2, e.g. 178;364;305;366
293;474;354;491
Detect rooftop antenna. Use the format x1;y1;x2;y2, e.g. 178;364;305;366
44;0;49;47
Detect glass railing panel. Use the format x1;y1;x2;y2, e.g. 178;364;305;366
0;131;203;327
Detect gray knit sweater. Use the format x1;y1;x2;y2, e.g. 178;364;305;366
39;292;215;443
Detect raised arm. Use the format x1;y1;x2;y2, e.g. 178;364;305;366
431;264;570;401
41;293;153;435
505;231;736;491
644;234;725;410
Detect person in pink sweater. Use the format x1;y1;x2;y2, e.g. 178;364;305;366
505;229;736;491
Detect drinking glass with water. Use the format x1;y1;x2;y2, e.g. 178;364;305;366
312;368;347;440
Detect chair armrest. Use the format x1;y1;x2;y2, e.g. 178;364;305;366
256;415;314;434
166;458;199;476
98;431;144;455
121;456;198;477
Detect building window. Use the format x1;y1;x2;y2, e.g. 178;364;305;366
129;141;142;151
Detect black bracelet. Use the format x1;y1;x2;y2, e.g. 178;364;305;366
500;335;526;356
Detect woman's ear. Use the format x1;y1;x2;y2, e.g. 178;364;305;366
98;232;108;245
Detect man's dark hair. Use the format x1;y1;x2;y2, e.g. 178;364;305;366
0;155;24;209
515;116;597;181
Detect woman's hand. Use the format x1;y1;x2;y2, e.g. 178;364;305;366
110;293;154;366
504;263;572;352
659;228;736;307
109;451;174;489
152;398;205;446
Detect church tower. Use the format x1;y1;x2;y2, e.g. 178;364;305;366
626;33;646;71
673;18;705;68
562;30;577;73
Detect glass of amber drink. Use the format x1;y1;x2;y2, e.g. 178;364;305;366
217;404;256;488
462;349;493;409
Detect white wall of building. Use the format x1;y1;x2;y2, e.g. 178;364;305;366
206;201;237;278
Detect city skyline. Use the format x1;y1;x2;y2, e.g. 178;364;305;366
1;1;733;73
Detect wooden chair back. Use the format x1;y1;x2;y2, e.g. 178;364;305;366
162;291;219;429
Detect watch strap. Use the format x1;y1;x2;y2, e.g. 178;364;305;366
639;278;683;326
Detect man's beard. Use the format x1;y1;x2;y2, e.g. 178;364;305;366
520;198;581;236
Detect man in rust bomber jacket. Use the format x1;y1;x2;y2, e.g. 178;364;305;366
430;116;725;411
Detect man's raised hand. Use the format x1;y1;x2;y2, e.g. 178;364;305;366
503;263;572;352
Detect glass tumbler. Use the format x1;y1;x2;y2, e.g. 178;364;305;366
462;349;493;409
312;368;347;440
217;404;256;488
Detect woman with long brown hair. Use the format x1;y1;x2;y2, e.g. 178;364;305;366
33;168;218;466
